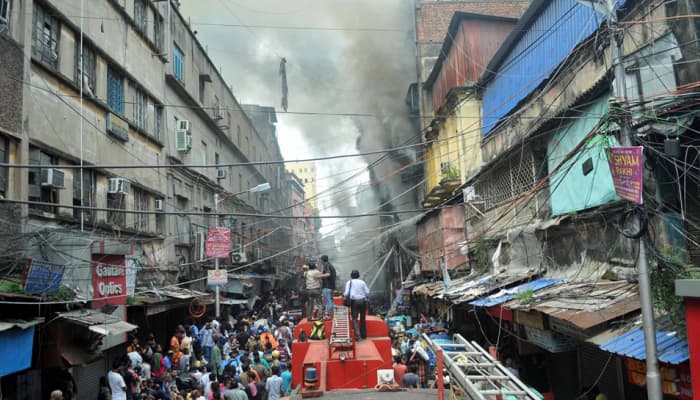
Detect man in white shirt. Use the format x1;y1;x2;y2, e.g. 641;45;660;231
304;261;323;320
343;270;370;340
107;360;127;400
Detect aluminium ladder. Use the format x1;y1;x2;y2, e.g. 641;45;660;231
329;305;355;359
421;333;541;400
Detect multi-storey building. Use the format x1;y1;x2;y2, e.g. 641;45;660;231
0;0;287;396
286;161;317;211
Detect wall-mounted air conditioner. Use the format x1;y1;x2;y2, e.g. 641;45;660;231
40;168;65;188
231;251;247;264
108;178;131;195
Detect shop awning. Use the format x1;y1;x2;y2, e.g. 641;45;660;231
600;327;689;365
57;310;137;336
469;278;563;307
505;281;640;330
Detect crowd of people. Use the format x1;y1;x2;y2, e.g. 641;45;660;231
102;310;296;400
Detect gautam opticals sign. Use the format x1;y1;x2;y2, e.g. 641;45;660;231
92;255;127;307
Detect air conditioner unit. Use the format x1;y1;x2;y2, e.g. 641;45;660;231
40;168;65;188
231;251;247;264
463;186;477;202
108;178;131;195
175;128;191;152
377;370;395;385
177;119;191;132
155;199;164;211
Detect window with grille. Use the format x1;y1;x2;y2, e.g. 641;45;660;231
107;192;126;226
132;84;146;129
173;43;184;81
133;188;149;231
73;170;95;223
75;44;96;96
32;4;59;68
107;67;124;115
28;148;59;213
153;12;163;51
0;0;10;28
474;150;536;211
154;105;163;140
134;0;147;33
0;137;7;196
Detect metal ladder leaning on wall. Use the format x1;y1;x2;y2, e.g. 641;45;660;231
422;333;541;400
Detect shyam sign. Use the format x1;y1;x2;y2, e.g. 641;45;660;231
606;146;644;205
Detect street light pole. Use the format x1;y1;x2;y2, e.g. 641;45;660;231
604;1;662;398
213;182;270;318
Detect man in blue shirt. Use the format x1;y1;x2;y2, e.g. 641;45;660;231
280;362;292;396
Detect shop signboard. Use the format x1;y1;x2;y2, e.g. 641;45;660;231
208;269;228;286
92;255;126;307
206;227;231;258
606;146;644;204
23;259;65;294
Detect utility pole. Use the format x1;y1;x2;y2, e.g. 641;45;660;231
214;193;221;318
605;0;662;398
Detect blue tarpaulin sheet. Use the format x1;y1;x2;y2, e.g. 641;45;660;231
469;278;563;307
0;326;35;377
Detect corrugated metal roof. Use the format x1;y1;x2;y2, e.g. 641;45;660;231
600;327;689;365
480;0;626;136
469;278;563;307
412;271;537;304
505;281;640;329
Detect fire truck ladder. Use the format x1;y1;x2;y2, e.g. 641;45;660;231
329;306;355;359
422;333;541;400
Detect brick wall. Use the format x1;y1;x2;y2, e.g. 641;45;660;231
0;35;24;135
416;1;530;43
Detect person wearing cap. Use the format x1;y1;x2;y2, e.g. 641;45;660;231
344;270;370;341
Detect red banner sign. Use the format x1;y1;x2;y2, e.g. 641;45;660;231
606;146;644;204
92;254;126;308
206;227;231;259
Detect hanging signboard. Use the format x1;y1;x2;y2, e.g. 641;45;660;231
24;259;65;294
605;146;644;204
207;269;228;286
206;227;231;258
92;255;126;307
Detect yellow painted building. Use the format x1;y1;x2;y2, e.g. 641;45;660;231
423;91;482;207
286;162;318;210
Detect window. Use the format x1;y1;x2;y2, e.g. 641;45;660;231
132;84;146;129
32;4;59;68
1;0;10;29
75;43;96;96
154;105;163;140
133;187;149;231
153;12;163;50
201;141;207;165
134;0;147;33
28;148;59;213
73;170;95;223
107;66;125;115
173;43;184;81
0;137;7;196
107;192;126;227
